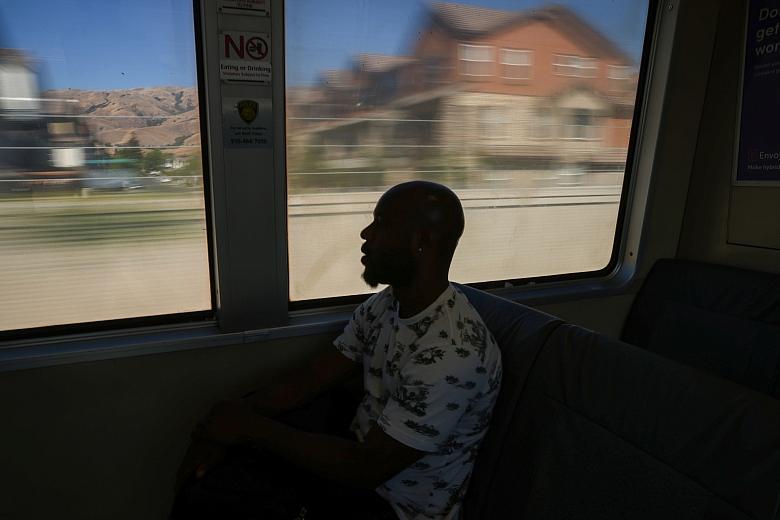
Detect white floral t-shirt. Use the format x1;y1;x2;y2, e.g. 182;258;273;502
334;284;502;520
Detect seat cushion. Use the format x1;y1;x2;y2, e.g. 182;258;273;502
454;284;562;519
622;259;780;395
481;323;780;519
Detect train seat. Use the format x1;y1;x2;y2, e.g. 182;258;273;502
455;283;563;513
622;259;780;396
463;317;780;519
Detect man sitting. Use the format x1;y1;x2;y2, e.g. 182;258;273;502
173;181;502;519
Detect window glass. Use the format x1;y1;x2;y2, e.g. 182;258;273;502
563;111;598;140
0;65;40;111
286;0;650;301
0;1;210;332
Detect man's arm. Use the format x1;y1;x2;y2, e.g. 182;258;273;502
200;404;425;490
242;345;359;415
177;345;358;487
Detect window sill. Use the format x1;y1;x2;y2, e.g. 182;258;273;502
500;76;531;82
0;264;638;374
0;313;349;374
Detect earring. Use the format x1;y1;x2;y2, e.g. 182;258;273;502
418;247;423;252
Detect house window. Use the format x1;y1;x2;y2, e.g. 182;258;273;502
553;55;598;77
607;65;633;80
0;65;40;111
459;44;494;76
500;49;532;80
424;57;452;85
563;111;599;140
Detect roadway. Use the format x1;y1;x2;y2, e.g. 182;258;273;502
0;185;621;331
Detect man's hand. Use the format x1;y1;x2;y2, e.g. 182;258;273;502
174;439;227;493
195;399;261;445
175;400;259;493
242;347;359;417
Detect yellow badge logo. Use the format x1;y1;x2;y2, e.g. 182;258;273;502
237;99;258;124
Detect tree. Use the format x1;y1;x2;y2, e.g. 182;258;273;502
114;134;143;170
141;149;171;173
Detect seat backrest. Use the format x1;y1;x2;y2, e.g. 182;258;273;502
480;323;780;520
454;284;562;518
622;258;780;396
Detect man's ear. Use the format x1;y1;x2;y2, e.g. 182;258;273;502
412;227;434;254
409;230;423;254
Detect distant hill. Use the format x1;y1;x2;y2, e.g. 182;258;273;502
45;86;201;156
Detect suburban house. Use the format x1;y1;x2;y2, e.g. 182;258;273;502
286;2;640;190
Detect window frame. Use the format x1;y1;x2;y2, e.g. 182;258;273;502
499;48;533;80
288;0;662;311
471;3;662;295
0;0;217;341
1;0;686;372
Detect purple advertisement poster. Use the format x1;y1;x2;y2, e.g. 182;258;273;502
736;0;780;185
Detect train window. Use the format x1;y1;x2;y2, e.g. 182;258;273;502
286;0;651;303
0;1;210;333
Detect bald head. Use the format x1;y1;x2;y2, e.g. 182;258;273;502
380;181;465;260
360;181;464;288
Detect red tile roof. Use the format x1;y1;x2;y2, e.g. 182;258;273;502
320;69;357;89
431;2;632;64
431;2;522;34
356;54;416;73
0;48;32;65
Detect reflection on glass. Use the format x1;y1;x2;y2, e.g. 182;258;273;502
0;1;210;331
286;0;649;301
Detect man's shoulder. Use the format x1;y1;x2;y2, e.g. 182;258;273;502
450;284;482;315
447;286;501;366
353;287;394;320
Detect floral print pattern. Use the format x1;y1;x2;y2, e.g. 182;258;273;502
334;285;502;520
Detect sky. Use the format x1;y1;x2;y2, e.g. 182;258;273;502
0;0;649;91
0;0;198;90
286;0;651;85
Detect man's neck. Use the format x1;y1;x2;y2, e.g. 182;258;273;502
393;277;450;319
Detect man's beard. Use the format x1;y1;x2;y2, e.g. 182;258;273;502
362;250;416;288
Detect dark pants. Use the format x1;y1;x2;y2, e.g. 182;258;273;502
170;389;397;520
